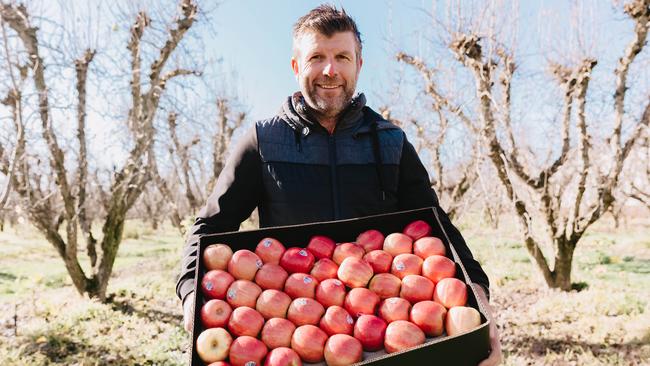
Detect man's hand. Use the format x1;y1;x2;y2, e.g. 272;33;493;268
183;292;195;333
473;285;503;366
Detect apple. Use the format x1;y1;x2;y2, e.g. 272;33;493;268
256;289;292;319
202;270;235;300
307;235;336;259
446;306;481;336
410;300;447;337
383;233;413;256
390;253;423;279
337;257;373;288
363;250;393;274
254;263;289;290
310;258;339;282
261;318;296;349
315;278;347;308
403;220;432;240
264;347;302;366
228;250;263;281
422;255;456;283
355;229;384;253
368;273;401;299
284;273;319;299
201;299;233;329
384;320;425;353
353;315;387;352
280;247;315;274
324;334;363;366
287;297;325;326
332;242;365;265
433;278;468;308
400;275;434;303
226;280;262;309
255;237;286;265
203;244;233;271
229;336;268;366
228;306;264;338
413;236;446;259
207;362;231;366
196;327;232;363
291;325;328;363
378;297;411;324
319;305;354;336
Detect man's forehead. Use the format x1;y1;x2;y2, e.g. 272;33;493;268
294;30;358;53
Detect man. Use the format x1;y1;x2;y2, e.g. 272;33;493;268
177;5;501;365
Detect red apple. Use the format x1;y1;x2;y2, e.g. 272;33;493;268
203;244;233;271
332;242;365;265
378;297;411;324
319;305;354;336
324;334;363;366
196;327;232;363
264;347;302;366
315;278;347;308
256;289;291;319
353;315;387;352
337;257;373;288
363;250;393;274
307;235;336;259
255;237;286;265
226;280;262;308
202;270;235;300
291;325;328;363
228;250;263;281
207;362;231;366
434;278;468;308
446;306;481;336
254;263;289;290
356;229;384;253
384;320;425;353
261;318;296;349
410;300;447;336
280;247;315;274
310;258;339;282
368;273;401;299
403;220;432;240
413;236;446;259
229;336;268;366
228;306;264;338
284;273;319;299
383;233;413;256
400;275;434;303
422;255;456;283
391;253;423;279
201;299;233;329
287;297;325;326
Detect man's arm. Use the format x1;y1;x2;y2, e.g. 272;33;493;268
175;126;263;305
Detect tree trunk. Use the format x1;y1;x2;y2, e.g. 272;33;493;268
548;238;575;291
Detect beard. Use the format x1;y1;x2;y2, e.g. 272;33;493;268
301;75;356;119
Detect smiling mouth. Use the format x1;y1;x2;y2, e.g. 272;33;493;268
317;84;341;89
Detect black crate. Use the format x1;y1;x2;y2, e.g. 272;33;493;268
190;207;491;365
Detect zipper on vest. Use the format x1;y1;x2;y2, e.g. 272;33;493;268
328;134;341;220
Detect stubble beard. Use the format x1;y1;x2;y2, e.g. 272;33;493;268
302;76;356;120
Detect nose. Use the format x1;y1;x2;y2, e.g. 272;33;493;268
323;61;336;77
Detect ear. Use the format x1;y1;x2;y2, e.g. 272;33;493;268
291;57;299;78
357;55;363;75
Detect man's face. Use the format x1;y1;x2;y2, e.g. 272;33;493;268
291;31;363;119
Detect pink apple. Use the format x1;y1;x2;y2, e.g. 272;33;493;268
384;320;425;353
287;297;325;326
315;278;347;308
410;300;447;336
353;315;387;352
307;235;336;259
202;270;235;300
363;250;393;274
228;250;263;281
284;273;319;299
229;336;268;366
310;258;339;282
256;289;291;319
378;297;411;323
228;306;264;338
332;242;365;265
255;237;286;265
261;318;296;349
400;275;434;303
337;257;373;288
383;233;413;256
324;334;363;366
445;306;481;336
291;325;328;363
413;236;446;259
254;263;289;290
264;347;302;366
226;280;262;309
356;229;385;253
319;305;354;336
434;277;468;308
203;244;233;271
207;362;232;366
403;220;432;240
280;247;315;274
422;255;456;283
196;327;232;363
368;273;401;299
201;299;233;329
391;253;423;279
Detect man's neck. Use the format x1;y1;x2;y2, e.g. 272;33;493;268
318;117;337;134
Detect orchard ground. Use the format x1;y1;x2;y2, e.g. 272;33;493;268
0;213;648;365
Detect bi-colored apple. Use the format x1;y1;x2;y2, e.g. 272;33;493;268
264;347;302;366
256;289;291;319
228;306;264;338
332;242;365;265
324;334;363;366
280;247;315;274
384;320;425;353
413;236;446;259
255;237;286;265
390;253;423;279
201;299;233;329
353;315;387;352
307;235;336;259
228;250;263;281
378;297;411;323
363;250;393;274
310;258;339;282
315;279;347;308
368;273;401;299
400;275;434;303
196;327;232;363
410;300;447;336
356;229;384;253
202;270;235;300
422;255;456;283
383;233;413;256
203;244;233;271
291;325;328;363
226;280;262;309
284;273;318;299
254;263;288;291
337;257;373;288
403;220;432;240
319;305;354;336
434;277;468;308
228;336;268;366
287;297;325;326
446;306;481;336
261;318;296;349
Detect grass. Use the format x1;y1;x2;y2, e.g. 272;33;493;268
0;215;648;365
